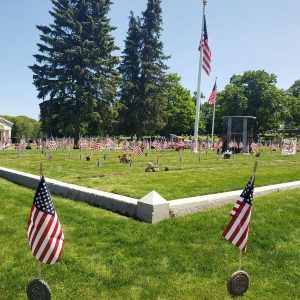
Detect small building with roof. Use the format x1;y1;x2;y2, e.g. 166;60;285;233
0;117;13;140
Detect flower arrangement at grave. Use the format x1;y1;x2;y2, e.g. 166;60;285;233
222;150;232;159
118;153;131;164
145;161;160;172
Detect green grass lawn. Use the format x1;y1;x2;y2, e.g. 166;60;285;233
0;178;299;299
0;148;299;199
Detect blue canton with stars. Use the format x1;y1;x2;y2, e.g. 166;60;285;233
240;176;255;204
34;176;55;215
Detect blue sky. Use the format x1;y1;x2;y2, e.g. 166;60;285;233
0;0;299;120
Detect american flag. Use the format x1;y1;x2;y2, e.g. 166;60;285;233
27;176;64;264
17;138;26;150
222;175;255;252
122;140;130;150
154;142;163;152
208;81;217;105
79;139;88;149
91;142;101;151
132;146;142;156
48;140;57;149
198;14;211;76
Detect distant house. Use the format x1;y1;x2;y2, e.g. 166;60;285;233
0;117;13;140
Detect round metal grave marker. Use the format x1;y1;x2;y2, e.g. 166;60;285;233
227;270;250;297
27;279;51;300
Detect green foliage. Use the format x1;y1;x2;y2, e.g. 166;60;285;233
0;177;299;299
1;115;41;141
162;74;195;135
119;1;170;137
138;0;169;137
284;80;300;128
30;0;119;144
118;12;142;135
287;79;300;97
217;70;287;133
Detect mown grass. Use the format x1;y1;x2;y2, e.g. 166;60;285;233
0;148;299;199
0;178;299;299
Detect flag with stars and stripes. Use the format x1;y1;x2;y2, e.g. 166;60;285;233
132;146;142;156
222;175;255;252
208;81;217;105
27;176;64;264
154;142;163;152
198;14;211;76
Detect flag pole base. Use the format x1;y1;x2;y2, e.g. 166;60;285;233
27;279;51;300
227;270;250;297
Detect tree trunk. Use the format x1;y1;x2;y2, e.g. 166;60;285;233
74;118;81;148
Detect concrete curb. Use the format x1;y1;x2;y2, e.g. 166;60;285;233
1;167;299;222
169;180;300;216
0;167;137;217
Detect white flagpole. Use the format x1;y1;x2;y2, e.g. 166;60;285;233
193;0;207;153
211;78;217;148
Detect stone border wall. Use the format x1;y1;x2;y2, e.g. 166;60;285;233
169;180;300;217
1;167;300;223
0;167;137;217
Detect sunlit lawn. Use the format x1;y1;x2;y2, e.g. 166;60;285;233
0;178;299;299
0;147;299;199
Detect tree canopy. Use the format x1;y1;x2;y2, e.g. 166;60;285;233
30;0;119;145
216;70;287;133
28;1;299;139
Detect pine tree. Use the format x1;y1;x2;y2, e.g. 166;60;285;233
30;0;119;146
138;0;169;137
118;12;142;135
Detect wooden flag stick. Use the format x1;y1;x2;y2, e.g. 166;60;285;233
238;160;258;271
238;249;242;270
253;160;258;174
38;162;44;279
38;261;42;279
39;162;44;178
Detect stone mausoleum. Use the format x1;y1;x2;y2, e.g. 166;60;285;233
0;117;13;140
222;116;257;150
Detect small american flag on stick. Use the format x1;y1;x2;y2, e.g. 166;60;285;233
91;142;101;151
27;176;64;264
132;146;142;156
154;142;163;152
222;175;255;252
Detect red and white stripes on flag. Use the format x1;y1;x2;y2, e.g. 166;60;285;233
91;142;101;151
27;176;64;264
154;142;163;152
48;140;57;149
222;175;255;252
198;14;211;76
132;146;142;156
208;81;217;105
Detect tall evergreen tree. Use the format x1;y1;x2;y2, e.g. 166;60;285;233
138;0;169;137
118;12;142;135
30;0;119;146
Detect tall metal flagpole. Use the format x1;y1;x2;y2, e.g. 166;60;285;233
193;0;207;153
211;77;217;148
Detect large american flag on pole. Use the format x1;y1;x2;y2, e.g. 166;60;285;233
208;81;217;105
27;176;64;264
222;175;255;252
198;14;211;76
